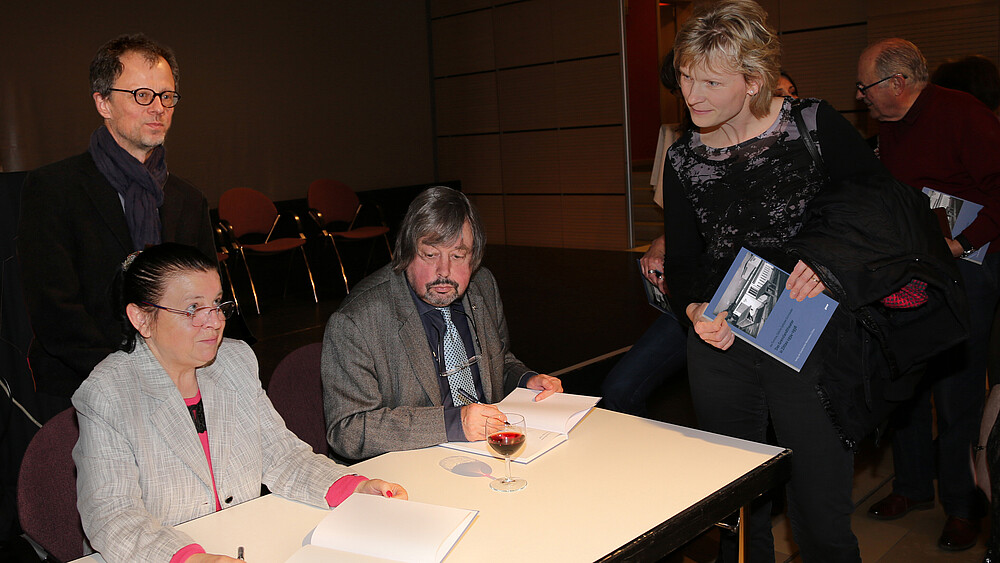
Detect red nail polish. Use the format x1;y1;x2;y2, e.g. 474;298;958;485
385;491;393;498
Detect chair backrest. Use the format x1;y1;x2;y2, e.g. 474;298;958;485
218;187;279;239
267;343;329;456
17;407;84;563
308;179;360;225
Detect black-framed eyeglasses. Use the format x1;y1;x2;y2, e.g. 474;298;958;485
856;73;906;95
109;88;181;108
141;301;236;326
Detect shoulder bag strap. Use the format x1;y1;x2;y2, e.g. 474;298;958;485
790;99;827;177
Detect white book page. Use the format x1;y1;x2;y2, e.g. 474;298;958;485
495;388;600;434
439;426;567;464
286;494;476;563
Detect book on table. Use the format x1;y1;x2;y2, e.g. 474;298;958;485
439;388;600;463
922;187;991;264
284;494;477;563
703;247;837;372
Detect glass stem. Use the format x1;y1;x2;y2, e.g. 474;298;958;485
504;455;513;482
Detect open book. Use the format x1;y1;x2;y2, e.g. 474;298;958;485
284;494;477;563
439;388;600;463
923;187;991;264
704;247;837;372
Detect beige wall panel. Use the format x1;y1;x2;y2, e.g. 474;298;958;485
557;127;626;194
781;26;869;111
503;195;564;247
435;73;500;135
867;0;996;18
777;0;865;31
438;135;502;194
868;4;1000;71
555;57;625;127
431;0;492;19
551;0;622;60
467;194;506;244
432;10;495;77
500;131;561;194
562;195;628;250
498;66;560;131
494;0;554;68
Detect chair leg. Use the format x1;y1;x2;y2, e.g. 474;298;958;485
219;260;242;314
299;247;319;303
329;236;350;294
237;248;262;315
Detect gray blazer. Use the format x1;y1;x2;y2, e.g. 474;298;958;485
322;265;532;460
73;338;352;563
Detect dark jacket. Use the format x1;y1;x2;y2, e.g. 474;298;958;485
788;173;969;448
17;152;216;397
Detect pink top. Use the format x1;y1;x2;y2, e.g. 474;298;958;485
170;392;368;563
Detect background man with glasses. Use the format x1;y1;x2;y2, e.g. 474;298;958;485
16;33;215;421
321;186;562;461
857;38;1000;552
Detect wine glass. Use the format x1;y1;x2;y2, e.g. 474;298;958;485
486;413;527;492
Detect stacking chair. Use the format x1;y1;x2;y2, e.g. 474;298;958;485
307;179;392;293
266;343;328;456
218;187;318;315
215;226;241;314
17;407;84;563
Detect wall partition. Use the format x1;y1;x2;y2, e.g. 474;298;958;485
430;0;629;250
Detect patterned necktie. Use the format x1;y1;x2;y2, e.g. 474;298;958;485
439;307;477;406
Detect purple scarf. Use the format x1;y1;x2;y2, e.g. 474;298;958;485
89;126;167;251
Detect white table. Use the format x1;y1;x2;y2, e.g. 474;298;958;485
71;408;790;562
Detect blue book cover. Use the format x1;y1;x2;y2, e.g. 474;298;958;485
922;187;990;264
703;247;838;372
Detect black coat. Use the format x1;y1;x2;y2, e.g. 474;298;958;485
16;152;216;397
788;173;969;449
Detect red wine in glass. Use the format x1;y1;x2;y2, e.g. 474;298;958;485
486;413;527;492
487;431;525;457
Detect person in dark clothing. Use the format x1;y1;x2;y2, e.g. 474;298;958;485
661;2;962;561
17;34;216;419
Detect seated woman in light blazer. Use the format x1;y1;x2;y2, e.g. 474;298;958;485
72;243;407;563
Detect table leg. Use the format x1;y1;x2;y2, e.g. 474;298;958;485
737;504;749;563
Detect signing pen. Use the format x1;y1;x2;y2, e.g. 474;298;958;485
237;546;244;560
456;388;481;405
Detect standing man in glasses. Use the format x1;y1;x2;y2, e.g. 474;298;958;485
17;33;215;420
321;186;562;461
857;38;1000;551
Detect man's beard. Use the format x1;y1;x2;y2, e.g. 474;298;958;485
421;277;461;306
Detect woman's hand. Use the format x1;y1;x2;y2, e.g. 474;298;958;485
786;260;826;302
641;235;667;293
687;302;735;350
355;478;408;500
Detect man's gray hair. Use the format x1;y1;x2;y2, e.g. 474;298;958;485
391;186;486;273
870;38;929;84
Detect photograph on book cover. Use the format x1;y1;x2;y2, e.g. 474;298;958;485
710;252;788;339
925;188;965;231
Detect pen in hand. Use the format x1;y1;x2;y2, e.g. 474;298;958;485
457;388;481;405
237;546;244;560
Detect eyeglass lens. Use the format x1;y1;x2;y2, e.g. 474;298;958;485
191;302;236;326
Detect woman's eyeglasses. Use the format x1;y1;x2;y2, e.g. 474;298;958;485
141;301;236;326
